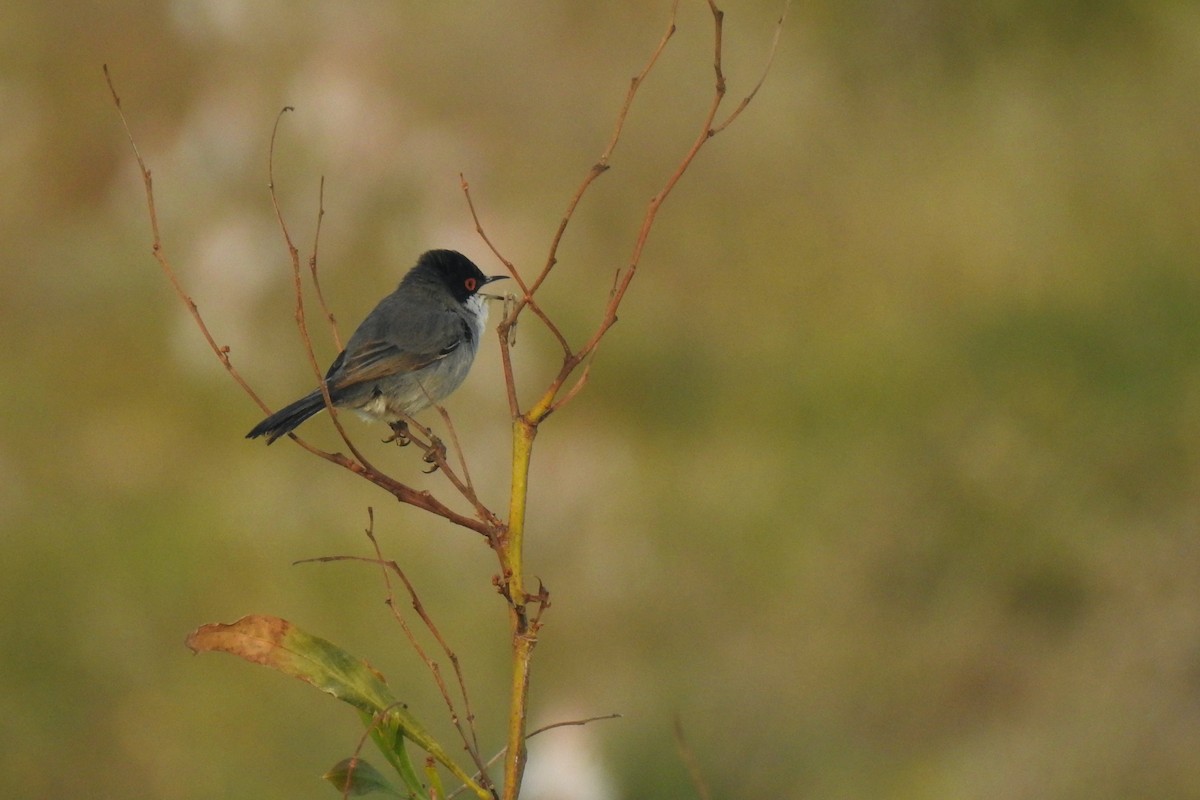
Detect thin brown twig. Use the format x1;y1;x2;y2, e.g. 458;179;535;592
562;0;753;391
262;109;477;534
458;175;523;289
673;716;712;800
400;415;501;529
264;142;501;530
447;714;623;799
107;68;492;536
265;107;371;467
711;0;790;135
505;0;782;424
103;64;270;413
469;0;682;421
115;5;781;797
481;1;682;425
294;435;494;535
363;523;488;785
334;721;380;800
706;0;727;93
268;108;325;390
528;713;622;738
432;405;477;498
309;175;343;349
524;0;680;305
488;7;781;794
459;175;572;358
293;556;488;788
527;579;551;629
296;511;493;792
548;359;593;416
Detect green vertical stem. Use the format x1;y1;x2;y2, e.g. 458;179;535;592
501;415;537;799
505;417;535;602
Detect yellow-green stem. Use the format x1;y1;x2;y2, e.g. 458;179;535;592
502;624;535;799
505;417;535;601
501;416;537;799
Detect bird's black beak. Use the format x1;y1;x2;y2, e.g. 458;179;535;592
479;274;509;300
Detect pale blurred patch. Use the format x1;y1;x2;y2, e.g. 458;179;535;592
523;711;617;800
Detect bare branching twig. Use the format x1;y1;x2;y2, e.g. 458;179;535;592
527;0;681;307
448;713;623;799
266;107;369;464
308;176;343;349
107;75;496;535
472;0;787;433
103;65;270;414
295;509;494;793
109;3;781;798
471;7;783;795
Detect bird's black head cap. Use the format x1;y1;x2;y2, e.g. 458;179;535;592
410;249;505;302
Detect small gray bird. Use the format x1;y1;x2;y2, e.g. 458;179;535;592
247;249;506;444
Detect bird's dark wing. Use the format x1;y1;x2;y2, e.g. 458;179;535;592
329;339;450;389
327;289;475;389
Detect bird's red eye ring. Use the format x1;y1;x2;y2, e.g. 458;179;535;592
464;278;477;292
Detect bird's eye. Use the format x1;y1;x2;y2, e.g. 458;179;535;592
464;278;477;291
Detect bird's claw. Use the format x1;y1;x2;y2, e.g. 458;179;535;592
384;421;411;446
420;436;447;473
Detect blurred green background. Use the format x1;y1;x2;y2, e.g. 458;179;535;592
4;1;1200;798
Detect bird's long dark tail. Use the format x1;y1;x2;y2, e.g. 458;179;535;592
246;389;331;444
